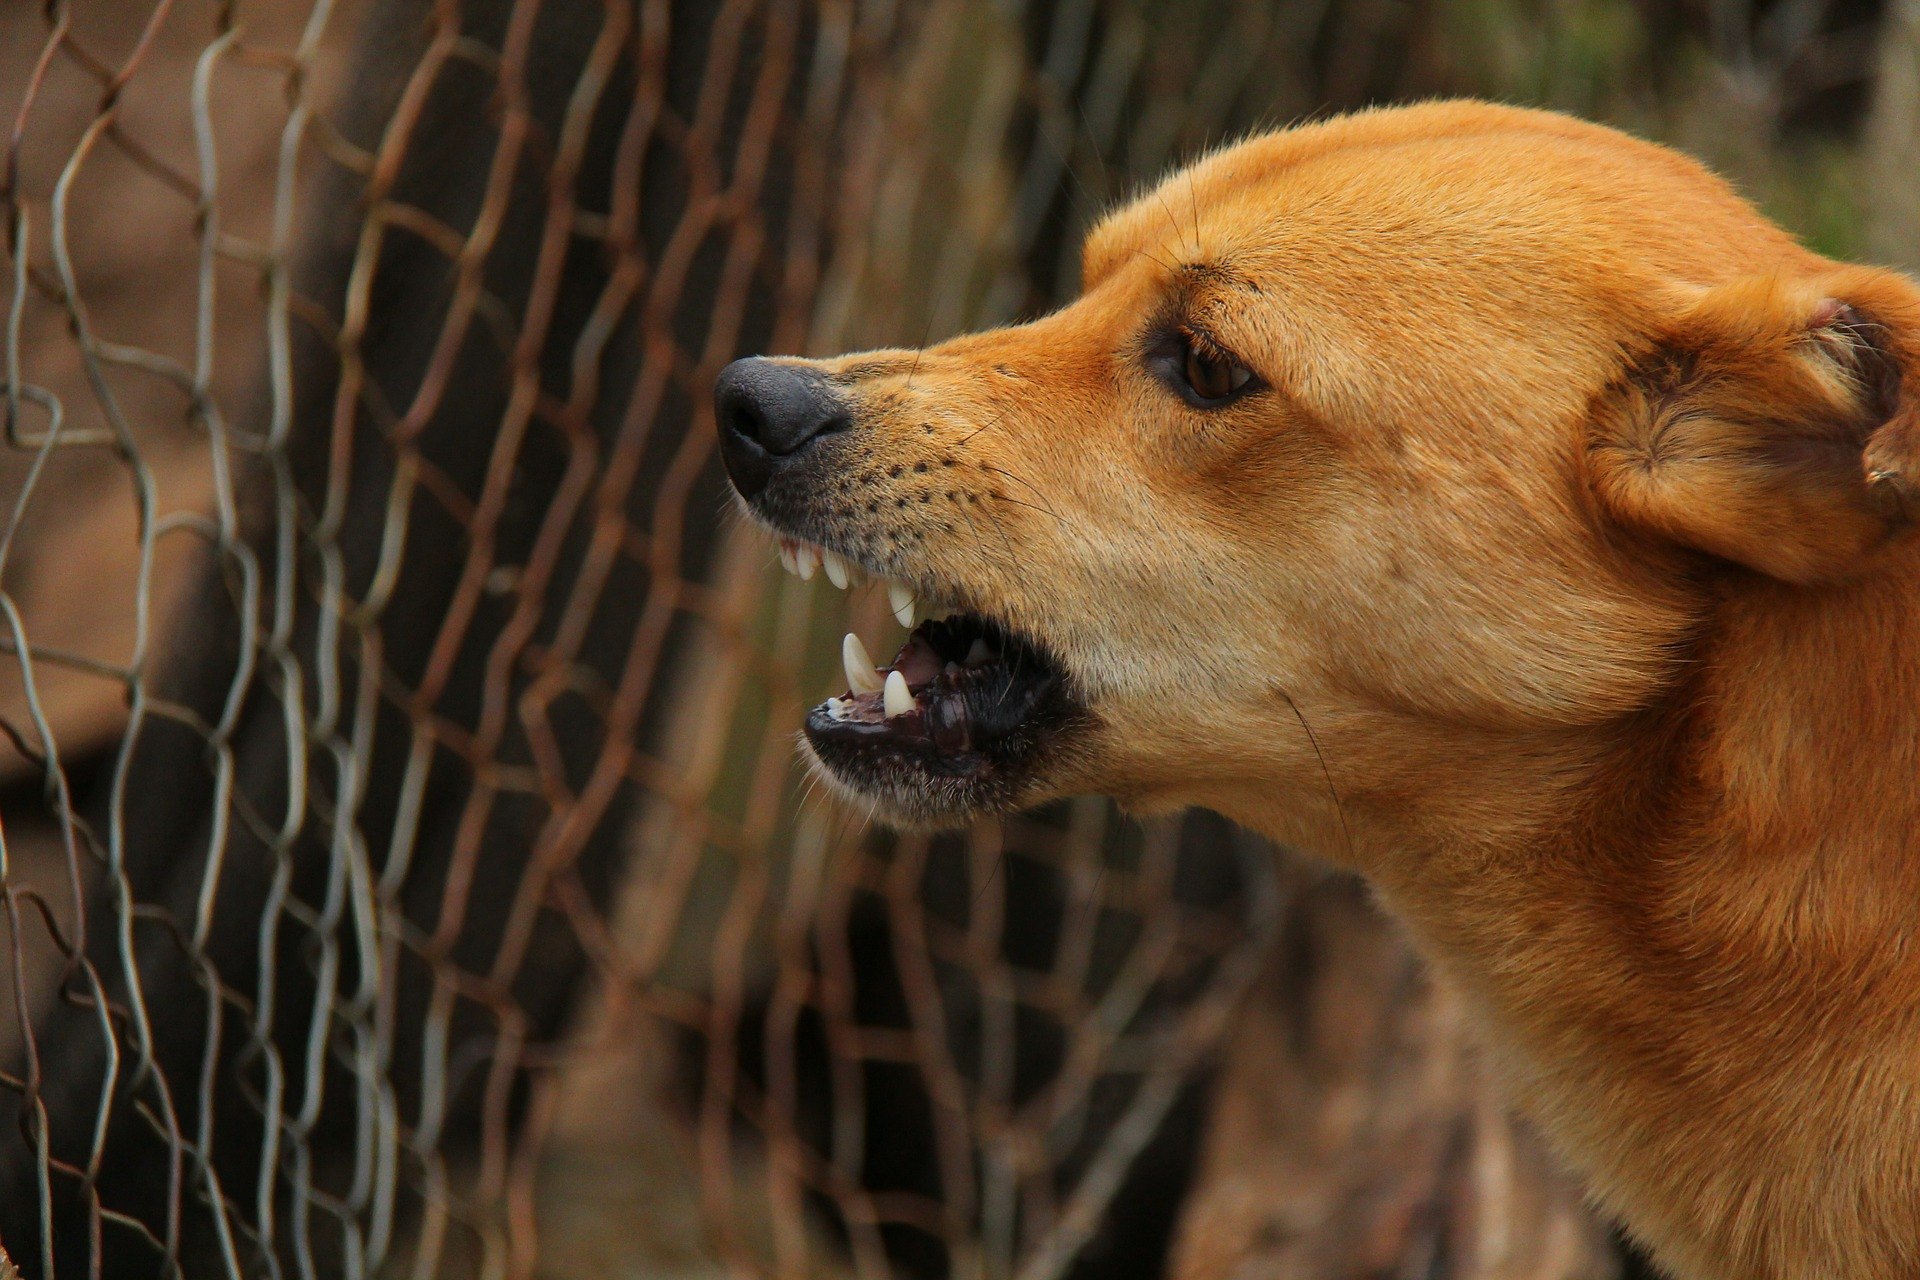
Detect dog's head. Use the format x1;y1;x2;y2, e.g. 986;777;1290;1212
714;102;1920;850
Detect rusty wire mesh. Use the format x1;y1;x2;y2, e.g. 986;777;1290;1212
0;0;1908;1278
0;2;1307;1276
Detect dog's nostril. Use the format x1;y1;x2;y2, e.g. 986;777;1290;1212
715;357;848;456
724;397;770;448
713;355;854;502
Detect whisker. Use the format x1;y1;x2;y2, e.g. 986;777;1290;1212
1187;172;1203;256
956;405;1013;449
981;464;1064;520
1137;246;1182;276
995;625;1029;713
1025;88;1105;234
904;309;939;392
972;845;1007;911
957;492;1021;570
1070;95;1114;207
1154;189;1195;260
987;493;1067;526
1276;688;1356;864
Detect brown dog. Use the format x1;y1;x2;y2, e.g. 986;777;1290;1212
712;101;1920;1279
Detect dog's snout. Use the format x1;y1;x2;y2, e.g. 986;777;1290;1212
714;357;851;500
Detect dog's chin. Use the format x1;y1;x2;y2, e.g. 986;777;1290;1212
797;612;1090;829
795;740;1016;829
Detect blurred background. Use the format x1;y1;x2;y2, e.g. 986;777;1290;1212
0;1;1912;1278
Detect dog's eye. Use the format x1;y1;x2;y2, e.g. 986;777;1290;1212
1170;332;1254;405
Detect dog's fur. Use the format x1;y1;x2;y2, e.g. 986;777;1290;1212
755;103;1920;1278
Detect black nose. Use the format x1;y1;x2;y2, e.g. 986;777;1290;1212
714;357;851;501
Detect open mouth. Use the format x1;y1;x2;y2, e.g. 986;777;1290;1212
773;537;1084;823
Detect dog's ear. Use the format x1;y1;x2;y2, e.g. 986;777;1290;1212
1589;269;1920;583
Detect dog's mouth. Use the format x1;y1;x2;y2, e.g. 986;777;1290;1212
772;537;1086;824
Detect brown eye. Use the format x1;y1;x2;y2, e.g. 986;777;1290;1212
1178;335;1253;404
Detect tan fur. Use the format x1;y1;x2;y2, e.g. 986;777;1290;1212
768;103;1920;1278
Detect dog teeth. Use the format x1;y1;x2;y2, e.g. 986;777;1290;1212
771;540;930;628
841;632;885;694
775;537;873;589
883;669;914;717
965;638;995;666
889;582;916;628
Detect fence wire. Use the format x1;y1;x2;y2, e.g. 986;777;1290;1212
0;2;1299;1276
0;0;1903;1278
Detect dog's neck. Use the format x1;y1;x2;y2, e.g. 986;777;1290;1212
1408;556;1920;955
1315;547;1920;1277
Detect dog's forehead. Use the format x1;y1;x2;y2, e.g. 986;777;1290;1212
1084;101;1800;300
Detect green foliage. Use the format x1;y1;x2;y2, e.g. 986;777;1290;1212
1431;0;1871;255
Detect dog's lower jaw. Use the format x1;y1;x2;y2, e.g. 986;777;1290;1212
796;736;1003;829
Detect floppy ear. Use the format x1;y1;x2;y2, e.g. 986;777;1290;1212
1589;268;1920;583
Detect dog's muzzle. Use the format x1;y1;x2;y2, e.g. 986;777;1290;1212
711;362;1088;826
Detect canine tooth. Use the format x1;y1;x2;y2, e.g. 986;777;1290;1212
883;669;914;718
795;545;819;580
889;582;916;628
842;632;885;694
965;638;994;666
823;550;850;590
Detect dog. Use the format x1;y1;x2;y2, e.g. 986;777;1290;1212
712;101;1920;1280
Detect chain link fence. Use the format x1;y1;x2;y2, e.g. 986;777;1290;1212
0;1;1909;1278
